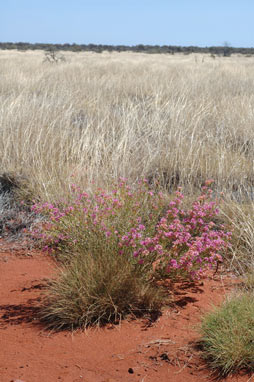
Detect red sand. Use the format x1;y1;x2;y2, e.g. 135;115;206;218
0;239;252;382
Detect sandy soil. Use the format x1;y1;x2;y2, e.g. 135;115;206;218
0;239;252;382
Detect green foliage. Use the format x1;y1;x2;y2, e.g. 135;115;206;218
200;293;254;376
1;41;254;56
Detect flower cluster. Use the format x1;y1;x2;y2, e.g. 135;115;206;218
31;179;231;279
31;179;164;261
120;184;231;278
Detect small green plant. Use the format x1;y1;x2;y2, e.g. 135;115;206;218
200;293;254;376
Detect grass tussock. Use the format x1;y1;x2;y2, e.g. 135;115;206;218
200;293;254;376
39;250;164;330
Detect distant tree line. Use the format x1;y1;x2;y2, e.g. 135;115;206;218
1;42;254;56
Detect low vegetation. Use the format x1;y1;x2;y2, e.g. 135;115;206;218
200;293;254;376
1;50;254;374
31;179;230;329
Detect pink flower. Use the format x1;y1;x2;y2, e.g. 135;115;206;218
169;259;178;268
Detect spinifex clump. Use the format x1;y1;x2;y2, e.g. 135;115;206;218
31;179;232;329
200;293;254;376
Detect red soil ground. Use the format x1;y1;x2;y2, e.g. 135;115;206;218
0;239;252;382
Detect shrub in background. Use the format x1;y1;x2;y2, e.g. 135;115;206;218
43;48;66;64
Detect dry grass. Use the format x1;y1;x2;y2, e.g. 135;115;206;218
39;248;164;330
1;50;254;272
1;50;254;201
220;199;254;274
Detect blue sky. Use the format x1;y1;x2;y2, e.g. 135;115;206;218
1;0;253;47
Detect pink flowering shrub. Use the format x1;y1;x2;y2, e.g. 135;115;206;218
31;179;165;266
31;179;231;280
120;184;232;279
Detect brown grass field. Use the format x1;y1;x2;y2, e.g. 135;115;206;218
1;50;254;198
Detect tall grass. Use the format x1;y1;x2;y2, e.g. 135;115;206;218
1;50;254;202
221;200;254;274
1;50;254;272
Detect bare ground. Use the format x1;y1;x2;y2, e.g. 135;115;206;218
0;239;250;382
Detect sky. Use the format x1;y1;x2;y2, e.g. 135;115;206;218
0;0;253;48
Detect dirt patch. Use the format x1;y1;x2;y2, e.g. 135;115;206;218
0;240;251;382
